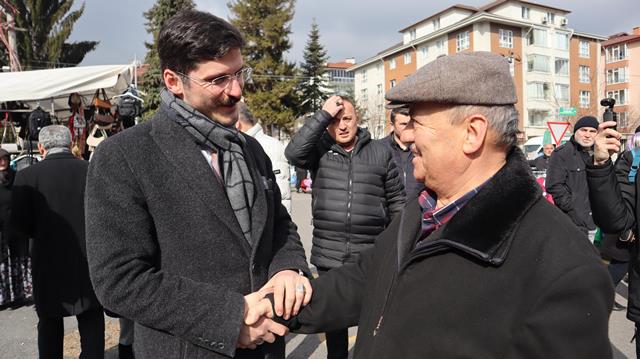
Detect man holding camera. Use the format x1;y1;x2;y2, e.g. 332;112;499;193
546;116;599;241
285;95;405;359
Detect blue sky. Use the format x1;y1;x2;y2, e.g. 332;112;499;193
69;0;638;67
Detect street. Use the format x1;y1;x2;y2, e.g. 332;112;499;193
0;190;634;358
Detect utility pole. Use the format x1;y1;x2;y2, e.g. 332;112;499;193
0;1;22;71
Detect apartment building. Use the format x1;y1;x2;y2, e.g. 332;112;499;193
602;28;640;133
348;0;607;140
324;59;356;96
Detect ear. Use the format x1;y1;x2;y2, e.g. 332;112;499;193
37;143;46;156
163;69;184;96
462;114;488;155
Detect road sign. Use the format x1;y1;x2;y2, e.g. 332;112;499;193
559;107;577;116
547;121;571;146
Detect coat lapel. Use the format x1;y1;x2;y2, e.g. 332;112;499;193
396;197;422;271
149;109;250;255
242;138;267;253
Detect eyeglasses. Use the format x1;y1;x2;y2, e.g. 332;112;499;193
177;67;252;91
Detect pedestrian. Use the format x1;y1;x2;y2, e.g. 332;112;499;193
285;94;405;359
546;116;599;241
528;143;554;171
84;10;310;359
587;120;640;356
295;167;307;193
268;52;614;358
0;148;31;308
236;102;292;213
379;107;424;198
10;125;104;359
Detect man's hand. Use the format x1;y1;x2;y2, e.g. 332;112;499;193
322;95;345;118
237;290;288;349
594;121;622;166
261;269;312;320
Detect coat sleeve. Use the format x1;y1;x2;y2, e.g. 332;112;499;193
276;245;374;333
285;110;333;170
546;150;577;220
85;141;245;357
587;153;636;234
273;142;292;214
384;155;406;221
508;264;614;359
8;171;33;255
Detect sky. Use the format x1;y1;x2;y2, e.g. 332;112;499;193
69;0;639;68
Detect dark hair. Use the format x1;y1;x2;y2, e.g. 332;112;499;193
390;107;409;123
158;10;244;75
237;102;256;126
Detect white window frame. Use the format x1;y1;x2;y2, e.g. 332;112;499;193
433;17;440;30
456;31;470;52
579;91;590;108
527;82;551;100
419;46;428;59
390;79;397;88
547;12;555;24
389;58;396;70
499;29;513;49
404;52;412;65
527;54;550;73
528;109;549;126
614;112;629;128
436;39;446;55
361;70;367;82
410;29;417;41
607;89;628;105
527;29;547;47
360;88;368;102
376;84;382;95
555;32;569;50
554;84;569;103
579;40;590;58
522;6;530;19
579;65;590;83
606;44;628;63
606;67;628;84
555;58;568;76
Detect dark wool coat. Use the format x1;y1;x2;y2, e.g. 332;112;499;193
282;149;614;359
285;110;406;269
378;134;424;199
546;137;596;233
85;106;310;359
587;151;640;322
11;152;100;317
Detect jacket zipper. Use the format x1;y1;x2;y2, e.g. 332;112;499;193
346;152;353;259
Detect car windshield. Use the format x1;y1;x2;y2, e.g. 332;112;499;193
524;144;540;154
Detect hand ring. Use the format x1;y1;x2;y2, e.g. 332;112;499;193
295;283;305;293
255;339;264;345
336;100;342;106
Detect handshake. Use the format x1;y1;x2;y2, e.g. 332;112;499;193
237;269;313;349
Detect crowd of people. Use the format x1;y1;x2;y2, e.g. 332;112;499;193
2;8;640;359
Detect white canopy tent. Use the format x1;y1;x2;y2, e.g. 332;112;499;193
0;64;134;117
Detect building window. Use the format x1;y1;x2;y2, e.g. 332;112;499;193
555;32;569;50
579;40;590;58
404;52;412;65
607;89;628;105
527;29;547;47
555;84;569;103
456;31;470;52
546;12;555;24
527;54;550;73
390;79;396;88
410;29;417;41
528;109;549;126
361;70;367;82
606;67;628;84
555;58;568;76
419;46;428;59
377;84;382;95
389;58;396;70
614;112;629;128
499;29;513;48
527;82;551;100
361;89;368;102
606;44;628;63
433;17;440;30
436;39;446;54
579;91;590;108
579;65;590;83
522;6;530;19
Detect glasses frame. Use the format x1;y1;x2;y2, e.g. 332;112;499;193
177;66;252;91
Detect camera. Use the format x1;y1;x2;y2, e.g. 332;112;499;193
600;98;615;109
600;98;616;129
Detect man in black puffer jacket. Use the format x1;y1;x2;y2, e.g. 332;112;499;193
285;94;405;359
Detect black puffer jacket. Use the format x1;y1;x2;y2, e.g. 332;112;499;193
378;134;424;199
285;110;406;269
546;137;595;234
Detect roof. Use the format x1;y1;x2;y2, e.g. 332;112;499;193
480;0;570;14
573;31;608;41
603;34;640;47
398;4;478;33
325;62;353;69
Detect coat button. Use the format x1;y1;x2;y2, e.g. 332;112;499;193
218;343;225;350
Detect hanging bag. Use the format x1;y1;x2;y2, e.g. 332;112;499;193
90;89;114;126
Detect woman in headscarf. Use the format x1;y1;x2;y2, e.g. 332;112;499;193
0;149;32;307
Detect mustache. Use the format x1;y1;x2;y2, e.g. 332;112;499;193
220;95;241;106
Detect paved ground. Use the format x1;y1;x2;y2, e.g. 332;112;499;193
0;190;635;358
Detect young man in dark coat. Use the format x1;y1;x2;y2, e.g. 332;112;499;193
587;121;640;357
84;10;310;359
285;94;405;359
546;116;599;240
379;107;424;198
261;52;614;358
11;125;104;358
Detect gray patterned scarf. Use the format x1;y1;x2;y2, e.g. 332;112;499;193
161;89;255;244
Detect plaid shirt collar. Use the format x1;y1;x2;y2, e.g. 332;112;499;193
417;181;489;244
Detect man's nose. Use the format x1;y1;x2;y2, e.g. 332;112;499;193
225;77;243;98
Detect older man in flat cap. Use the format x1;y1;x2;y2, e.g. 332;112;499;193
259;52;614;358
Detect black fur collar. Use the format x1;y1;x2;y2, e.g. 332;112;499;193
401;148;542;267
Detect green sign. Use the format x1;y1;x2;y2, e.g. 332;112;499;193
559;107;577;116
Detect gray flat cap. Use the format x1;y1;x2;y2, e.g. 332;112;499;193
386;51;517;108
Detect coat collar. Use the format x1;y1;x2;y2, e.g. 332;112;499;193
320;127;372;156
149;106;254;256
397;148;542;267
